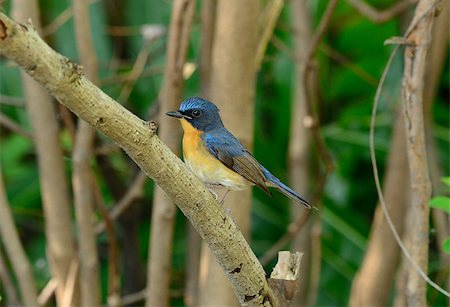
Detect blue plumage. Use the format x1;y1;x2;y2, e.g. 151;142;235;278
166;97;311;208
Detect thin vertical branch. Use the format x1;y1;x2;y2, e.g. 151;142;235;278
0;166;38;307
289;2;339;304
422;5;450;298
368;0;448;300
198;0;260;305
72;0;100;305
289;1;314;304
350;113;409;306
184;2;216;306
145;1;195;306
199;0;216;98
302;0;338;176
255;0;284;70
0;249;20;305
401;1;435;305
11;1;78;305
91;177;121;305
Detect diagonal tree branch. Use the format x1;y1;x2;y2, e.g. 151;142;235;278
346;0;417;23
0;12;291;306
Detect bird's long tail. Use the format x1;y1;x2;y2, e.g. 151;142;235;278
261;167;312;209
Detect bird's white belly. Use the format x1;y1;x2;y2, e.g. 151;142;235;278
184;158;248;190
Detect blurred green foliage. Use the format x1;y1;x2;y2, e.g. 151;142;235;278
0;0;448;306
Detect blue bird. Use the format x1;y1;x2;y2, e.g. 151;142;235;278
166;97;311;208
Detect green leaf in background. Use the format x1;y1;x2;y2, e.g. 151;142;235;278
441;177;450;188
443;237;450;254
429;197;450;214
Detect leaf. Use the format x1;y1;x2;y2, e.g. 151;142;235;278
429;196;450;214
442;237;450;254
441;177;450;188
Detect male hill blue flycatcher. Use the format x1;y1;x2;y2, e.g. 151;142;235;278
166;97;311;208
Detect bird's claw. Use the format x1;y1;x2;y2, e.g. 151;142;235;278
208;188;218;200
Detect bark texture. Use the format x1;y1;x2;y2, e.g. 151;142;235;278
401;1;435;305
198;0;259;305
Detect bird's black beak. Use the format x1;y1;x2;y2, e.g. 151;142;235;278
166;110;191;119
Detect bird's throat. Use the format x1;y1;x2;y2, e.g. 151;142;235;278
180;118;201;135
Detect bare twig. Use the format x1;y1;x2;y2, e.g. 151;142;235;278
12;1;77;304
255;0;284;70
117;41;153;104
270;36;378;86
260;211;310;266
288;1;315;305
198;0;261;303
72;0;101;305
91;177;121;306
185;2;216;305
0;231;20;305
61;258;79;307
42;0;100;36
0;112;33;139
267;252;303;304
58;104;77;141
369;0;449;298
122;288;147;305
302;0;338;177
401;1;435;304
263;1;341;270
100;65;164;87
349;113;409;306
0;165;38;307
146;1;195;306
307;219;322;306
320;44;378;86
95;171;148;234
0;94;25;106
199;0;216;98
37;278;57;306
346;0;417;23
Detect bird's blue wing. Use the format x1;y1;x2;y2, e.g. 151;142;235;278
202;129;271;195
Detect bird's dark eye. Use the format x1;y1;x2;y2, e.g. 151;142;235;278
191;109;202;117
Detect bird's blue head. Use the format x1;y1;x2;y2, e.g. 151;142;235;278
166;97;224;132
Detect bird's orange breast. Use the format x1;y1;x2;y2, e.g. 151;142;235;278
179;119;248;189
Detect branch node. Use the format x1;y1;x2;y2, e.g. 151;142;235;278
61;57;84;84
229;262;243;274
25;64;37;74
0;19;7;39
96;116;105;126
384;36;415;46
267;251;303;302
148;121;158;134
244;294;257;302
